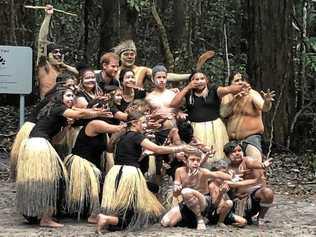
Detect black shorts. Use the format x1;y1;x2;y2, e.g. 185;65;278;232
244;188;261;223
155;129;171;175
177;195;215;229
208;210;236;225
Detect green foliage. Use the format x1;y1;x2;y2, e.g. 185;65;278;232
303;37;316;72
126;0;150;12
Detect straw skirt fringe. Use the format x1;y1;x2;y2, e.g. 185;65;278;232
10;122;35;180
191;118;229;162
16;138;68;218
101;165;164;230
64;154;101;219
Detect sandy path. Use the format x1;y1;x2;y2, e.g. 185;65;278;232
0;181;315;237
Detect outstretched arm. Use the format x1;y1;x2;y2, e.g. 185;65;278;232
206;170;232;180
37;5;53;65
245;157;273;170
260;89;275;112
167;73;190;82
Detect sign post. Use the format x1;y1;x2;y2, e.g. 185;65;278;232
0;46;32;128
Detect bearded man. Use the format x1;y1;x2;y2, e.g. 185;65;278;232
37;4;78;99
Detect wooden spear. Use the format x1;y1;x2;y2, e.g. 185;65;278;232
24;5;77;17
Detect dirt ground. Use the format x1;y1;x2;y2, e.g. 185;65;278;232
0;180;315;237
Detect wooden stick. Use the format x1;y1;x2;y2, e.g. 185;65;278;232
24;5;77;17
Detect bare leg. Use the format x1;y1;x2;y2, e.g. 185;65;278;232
161;205;182;227
217;200;233;224
255;187;274;226
96;214;119;234
40;214;63;228
181;188;207;230
245;144;262;162
88;214;98;224
231;214;247;227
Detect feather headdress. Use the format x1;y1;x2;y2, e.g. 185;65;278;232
112;40;137;56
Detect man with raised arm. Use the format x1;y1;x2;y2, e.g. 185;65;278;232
37;4;78;99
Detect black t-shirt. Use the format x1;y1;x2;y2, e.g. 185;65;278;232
115;131;146;168
117;89;146;112
28;98;50;123
185;84;220;122
29;104;68;140
96;71;120;93
72;125;107;169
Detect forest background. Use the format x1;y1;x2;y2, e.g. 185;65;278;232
0;0;315;163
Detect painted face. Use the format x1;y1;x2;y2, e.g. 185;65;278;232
51;48;63;62
154;71;167;89
103;59;119;78
121;50;136;67
82;71;96;91
231;73;244;85
186;154;201;170
191;72;207;91
228;145;244;164
122;71;136;88
63;89;75;108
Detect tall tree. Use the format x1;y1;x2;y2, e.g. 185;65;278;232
245;0;295;145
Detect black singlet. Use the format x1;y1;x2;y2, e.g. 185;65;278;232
115;131;146;168
185;84;220;122
29;103;67;140
72;124;107;169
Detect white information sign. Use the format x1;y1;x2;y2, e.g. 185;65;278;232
0;46;32;94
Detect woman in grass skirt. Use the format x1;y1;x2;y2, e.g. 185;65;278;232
16;87;111;228
96;111;195;233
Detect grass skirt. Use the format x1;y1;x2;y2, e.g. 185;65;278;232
16;138;68;218
101;165;164;230
10;122;35;180
64;154;101;220
191;118;229;162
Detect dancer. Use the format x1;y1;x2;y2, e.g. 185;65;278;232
220;72;275;162
170;71;247;161
224;140;274;226
96;111;194;233
160;150;232;230
64;119;125;223
16;87;110;228
37;4;78;98
113;40;190;88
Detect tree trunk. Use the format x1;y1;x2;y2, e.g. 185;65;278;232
151;1;174;70
246;0;295;145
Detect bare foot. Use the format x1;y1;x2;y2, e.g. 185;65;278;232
257;218;266;227
197;219;206;230
96;214;107;234
40;217;63;228
88;215;97;224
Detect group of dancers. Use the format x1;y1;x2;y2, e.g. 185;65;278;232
10;4;276;233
